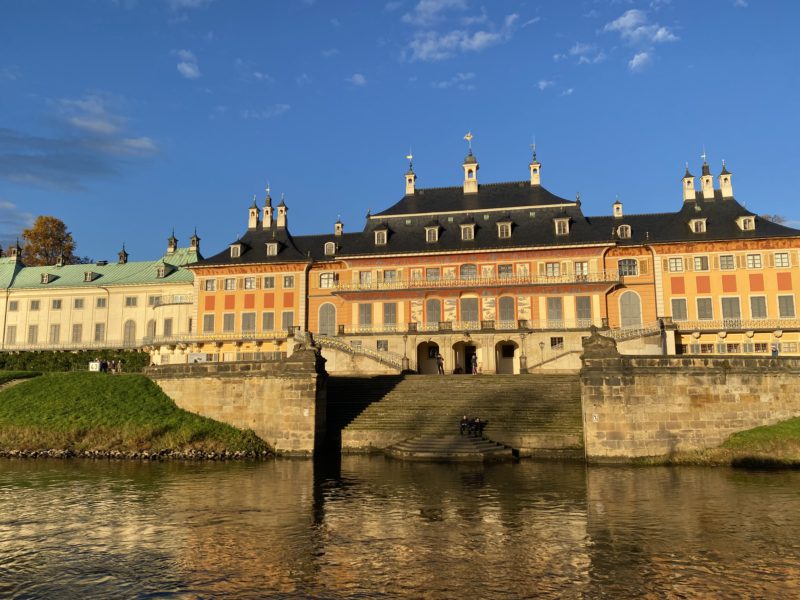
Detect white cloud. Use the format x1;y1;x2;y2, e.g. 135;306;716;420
603;9;678;45
240;104;291;120
402;0;468;27
405;13;518;61
120;136;158;153
734;0;748;6
0;67;19;81
522;17;541;27
167;0;213;9
296;73;311;86
322;48;340;58
385;1;403;11
537;79;554;91
0;200;34;241
569;42;595;56
560;88;574;96
330;17;341;27
174;49;201;79
553;53;567;62
234;58;274;83
59;95;123;135
346;73;367;86
431;72;475;90
461;7;487;26
628;51;652;71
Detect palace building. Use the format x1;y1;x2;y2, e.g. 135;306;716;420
151;144;800;373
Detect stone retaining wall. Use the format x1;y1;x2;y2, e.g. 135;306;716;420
146;348;326;456
581;331;800;461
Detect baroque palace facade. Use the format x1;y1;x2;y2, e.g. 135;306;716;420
4;147;800;373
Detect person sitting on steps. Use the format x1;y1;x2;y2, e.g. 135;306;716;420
460;415;469;436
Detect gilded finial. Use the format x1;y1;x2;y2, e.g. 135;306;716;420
464;131;473;152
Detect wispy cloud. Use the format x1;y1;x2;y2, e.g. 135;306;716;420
174;49;201;79
385;1;403;11
321;48;340;58
521;16;541;27
296;73;311;86
628;51;651;72
346;73;367;86
537;79;554;91
0;93;158;190
405;13;519;62
240;104;291;120
167;0;213;10
431;72;475;90
603;9;677;72
234;58;274;83
0;67;19;82
402;0;467;27
566;41;605;65
0;199;34;243
734;0;748;6
560;88;574;96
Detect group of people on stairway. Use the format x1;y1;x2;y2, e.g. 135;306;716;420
460;415;487;437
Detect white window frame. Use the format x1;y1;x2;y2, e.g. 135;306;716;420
425;227;438;243
204;279;216;291
746;254;762;269
461;225;475;241
693;256;709;272
374;230;387;245
324;242;336;256
775;252;790;268
497;222;512;239
668;257;684;272
554;219;569;235
266;243;278;256
617;225;631;239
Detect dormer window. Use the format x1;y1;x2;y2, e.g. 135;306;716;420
156;266;166;278
324;241;336;256
461;224;475;241
425;227;439;243
83;271;97;282
737;216;755;231
690;218;707;234
266;242;278;256
554;218;570;236
40;273;52;284
497;222;512;239
374;230;387;245
230;244;242;258
617;225;631;239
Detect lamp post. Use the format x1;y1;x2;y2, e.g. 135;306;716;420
538;340;545;371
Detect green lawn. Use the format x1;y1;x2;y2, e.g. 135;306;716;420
0;371;41;386
0;372;270;454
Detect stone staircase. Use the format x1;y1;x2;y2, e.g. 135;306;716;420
385;434;514;462
327;374;584;459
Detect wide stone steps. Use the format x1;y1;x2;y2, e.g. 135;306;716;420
385;434;515;462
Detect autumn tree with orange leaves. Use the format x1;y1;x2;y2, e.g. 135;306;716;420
21;216;78;266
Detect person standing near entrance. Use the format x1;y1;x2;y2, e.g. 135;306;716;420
471;353;478;375
436;352;445;375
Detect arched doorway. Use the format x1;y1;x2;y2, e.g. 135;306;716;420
417;341;440;374
318;303;336;337
495;340;519;374
123;320;136;346
620;291;642;327
452;340;479;374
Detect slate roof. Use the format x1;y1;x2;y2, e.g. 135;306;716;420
1;247;200;290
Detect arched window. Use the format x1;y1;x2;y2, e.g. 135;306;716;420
146;319;156;339
425;299;441;324
498;296;515;323
620;291;642;328
318;303;336;337
617;225;631;239
460;264;477;279
324;242;335;256
123;320;136;345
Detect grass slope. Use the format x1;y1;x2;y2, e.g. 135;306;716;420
0;372;269;454
0;371;41;386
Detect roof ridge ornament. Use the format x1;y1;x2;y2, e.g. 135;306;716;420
464;131;473;154
530;136;537;162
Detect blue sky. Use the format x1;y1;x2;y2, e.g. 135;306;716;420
1;0;798;261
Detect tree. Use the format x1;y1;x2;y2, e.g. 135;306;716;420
21;216;78;266
761;214;787;225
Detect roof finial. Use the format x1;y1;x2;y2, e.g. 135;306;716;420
464;131;473;153
406;149;413;171
701;146;708;164
265;181;271;197
530;135;537;162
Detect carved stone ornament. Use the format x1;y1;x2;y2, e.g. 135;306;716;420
581;326;620;358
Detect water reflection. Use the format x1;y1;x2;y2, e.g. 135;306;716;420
0;458;798;598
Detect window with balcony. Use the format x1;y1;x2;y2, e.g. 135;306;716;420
425;299;441;324
28;325;39;344
460;297;479;326
241;312;256;332
383;303;397;326
546;297;563;326
746;254;762;269
94;323;105;342
618;259;638;276
262;312;274;331
576;296;592;325
460;264;477;279
71;324;82;343
498;264;513;279
359;271;372;285
721;297;741;322
383;269;398;283
574;261;589;279
49;324;60;344
545;262;561;277
358;303;373;327
426;268;440;281
281;311;294;331
498;297;515;323
223;313;235;332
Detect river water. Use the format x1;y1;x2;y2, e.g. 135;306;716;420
1;456;799;599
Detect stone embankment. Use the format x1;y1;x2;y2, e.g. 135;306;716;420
0;448;272;461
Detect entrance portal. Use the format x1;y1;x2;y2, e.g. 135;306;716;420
452;341;478;374
495;340;518;374
417;341;440;374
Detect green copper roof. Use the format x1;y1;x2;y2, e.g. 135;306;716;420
2;247;200;290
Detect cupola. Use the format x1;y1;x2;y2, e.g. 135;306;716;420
405;153;417;195
167;230;178;254
700;151;714;199
8;240;21;262
682;163;696;202
277;194;288;228
248;195;260;229
262;184;273;226
462;132;478;194
529;143;541;186
118;244;128;264
334;218;343;236
190;229;200;252
719;160;733;198
613;196;623;218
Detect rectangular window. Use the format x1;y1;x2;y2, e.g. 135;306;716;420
281;311;294;331
461;226;474;241
71;324;82;343
377;339;389;352
545;262;560;277
204;279;216;291
726;343;741;354
383;303;397;326
203;314;215;333
618;259;638;277
719;255;735;270
693;256;709;271
124;296;138;307
671;298;688;321
668;258;684;272
576;296;592;325
222;313;235;332
460;297;479;323
550;336;564;350
426;228;438;242
241;312;256;332
52;299;62;310
96;298;106;309
746;254;762;269
426;268;440;281
28;325;38;344
148;295;161;306
750;296;767;319
73;298;84;309
263;276;275;289
94;323;105;342
8;301;17;312
574;261;589;278
755;343;769;353
383;270;397;283
700;343;714;354
555;220;568;235
358;272;372;285
696;298;713;320
49;324;60;344
498;264;513;279
244;277;256;290
375;230;387;245
410;268;422;281
163;318;173;337
778;295;796;318
30;300;40;311
6;326;16;344
497;223;511;238
721;297;741;321
775;252;790;268
319;273;336;288
358;303;373;327
283;275;295;288
262;311;275;331
224;278;236;291
546;297;563;325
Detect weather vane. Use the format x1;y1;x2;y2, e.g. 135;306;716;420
265;182;271;196
406;150;413;169
464;131;473;151
701;146;707;164
530;135;537;161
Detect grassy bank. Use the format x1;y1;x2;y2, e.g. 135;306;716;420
636;418;800;468
0;372;270;456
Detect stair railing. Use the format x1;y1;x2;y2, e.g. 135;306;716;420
317;336;409;371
